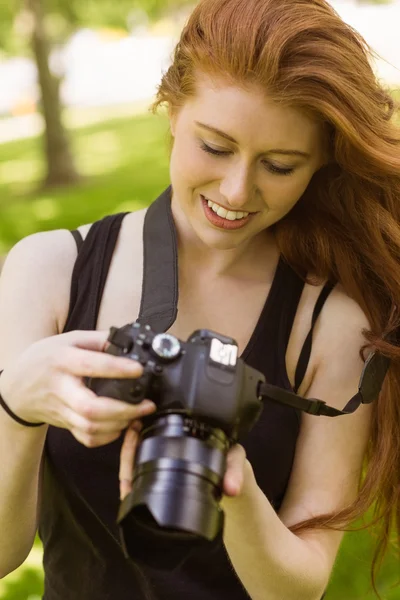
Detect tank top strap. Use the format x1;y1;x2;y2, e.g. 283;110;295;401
66;229;83;330
273;260;335;393
274;259;306;388
63;212;129;333
71;229;83;253
293;282;335;392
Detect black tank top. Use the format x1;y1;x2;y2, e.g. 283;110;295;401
39;188;333;600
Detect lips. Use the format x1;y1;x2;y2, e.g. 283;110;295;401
200;195;253;231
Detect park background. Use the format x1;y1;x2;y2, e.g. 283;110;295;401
0;0;399;598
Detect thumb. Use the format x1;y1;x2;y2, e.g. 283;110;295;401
223;444;247;497
119;422;142;500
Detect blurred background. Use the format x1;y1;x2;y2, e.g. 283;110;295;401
0;0;399;598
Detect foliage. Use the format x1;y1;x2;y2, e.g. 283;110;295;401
0;0;194;56
49;0;193;30
0;0;22;54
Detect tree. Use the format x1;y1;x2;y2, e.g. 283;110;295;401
26;0;80;187
0;0;194;189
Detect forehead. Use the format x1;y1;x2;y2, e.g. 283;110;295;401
182;74;322;154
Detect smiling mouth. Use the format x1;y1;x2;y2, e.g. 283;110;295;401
200;195;256;230
201;195;257;221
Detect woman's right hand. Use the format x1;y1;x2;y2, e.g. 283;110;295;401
0;329;156;447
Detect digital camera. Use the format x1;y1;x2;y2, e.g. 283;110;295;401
89;322;265;564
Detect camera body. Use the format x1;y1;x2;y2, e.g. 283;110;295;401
89;322;265;565
91;322;264;440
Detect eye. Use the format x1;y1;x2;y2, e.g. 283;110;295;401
198;141;295;176
199;140;230;157
265;163;295;176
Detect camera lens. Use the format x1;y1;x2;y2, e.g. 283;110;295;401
117;413;229;566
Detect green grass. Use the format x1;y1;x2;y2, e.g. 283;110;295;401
0;107;171;253
0;105;400;599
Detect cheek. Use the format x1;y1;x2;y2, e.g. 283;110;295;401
170;137;220;187
265;172;313;213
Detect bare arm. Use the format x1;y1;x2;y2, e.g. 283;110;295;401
220;290;371;600
0;231;156;577
0;230;73;576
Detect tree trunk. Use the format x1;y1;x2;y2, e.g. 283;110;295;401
26;0;80;188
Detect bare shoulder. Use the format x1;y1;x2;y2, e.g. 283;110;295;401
311;282;370;380
76;208;147;242
1;229;79;297
0;230;81;363
316;282;370;338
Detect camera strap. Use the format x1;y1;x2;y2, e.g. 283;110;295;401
138;185;179;333
258;350;390;416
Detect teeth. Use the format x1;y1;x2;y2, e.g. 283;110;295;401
216;206;227;218
206;199;249;221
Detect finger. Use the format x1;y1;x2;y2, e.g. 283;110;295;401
57;346;144;379
65;408;131;435
55;377;156;423
59;330;112;352
58;377;157;423
72;428;123;448
223;444;247;497
119;425;141;500
71;392;156;423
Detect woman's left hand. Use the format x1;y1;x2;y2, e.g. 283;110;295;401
119;423;249;501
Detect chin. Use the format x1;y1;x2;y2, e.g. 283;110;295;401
194;224;249;250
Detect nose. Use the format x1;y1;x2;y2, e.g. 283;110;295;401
219;162;257;210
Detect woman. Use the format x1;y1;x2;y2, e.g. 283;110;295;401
0;0;399;598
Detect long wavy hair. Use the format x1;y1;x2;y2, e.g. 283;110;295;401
150;0;400;594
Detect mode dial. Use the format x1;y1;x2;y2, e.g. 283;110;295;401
151;333;181;361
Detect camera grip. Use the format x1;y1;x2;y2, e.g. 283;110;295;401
87;375;146;405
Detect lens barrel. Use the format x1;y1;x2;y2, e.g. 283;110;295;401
117;413;230;565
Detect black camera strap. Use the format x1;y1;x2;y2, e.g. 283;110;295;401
138;185;179;333
258;350;390;416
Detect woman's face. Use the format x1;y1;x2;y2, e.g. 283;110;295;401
169;73;326;251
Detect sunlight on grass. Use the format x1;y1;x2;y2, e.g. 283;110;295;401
0;159;41;185
113;199;145;212
31;198;61;221
77;130;124;175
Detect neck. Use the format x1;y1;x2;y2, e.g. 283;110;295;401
171;201;277;279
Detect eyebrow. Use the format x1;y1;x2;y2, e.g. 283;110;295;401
195;121;311;158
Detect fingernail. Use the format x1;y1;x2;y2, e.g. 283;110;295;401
140;400;156;412
130;421;143;432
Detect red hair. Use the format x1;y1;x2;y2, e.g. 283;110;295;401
151;0;400;594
